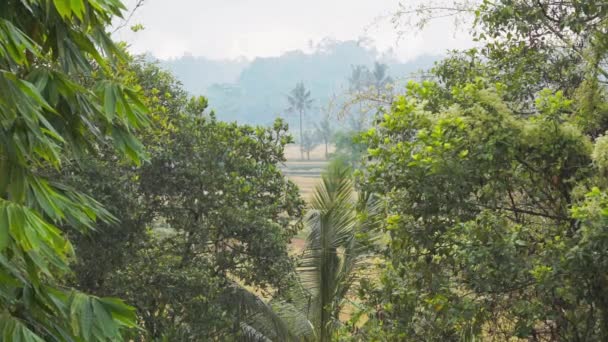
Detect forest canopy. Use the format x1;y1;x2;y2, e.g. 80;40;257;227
1;0;608;341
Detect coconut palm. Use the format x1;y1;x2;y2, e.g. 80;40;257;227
347;65;373;131
239;162;380;341
314;116;333;159
298;161;380;341
371;62;392;88
371;62;393;98
229;283;315;341
348;65;371;93
287;82;314;160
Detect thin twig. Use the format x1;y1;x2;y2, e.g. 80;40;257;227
112;0;146;34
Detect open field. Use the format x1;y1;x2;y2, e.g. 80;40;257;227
282;144;334;251
282;144;334;200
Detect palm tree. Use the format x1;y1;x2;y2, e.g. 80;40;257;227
238;163;380;341
287;82;314;160
348;65;371;93
347;65;373;131
371;62;393;97
228;283;315;341
298;162;379;341
314;116;333;159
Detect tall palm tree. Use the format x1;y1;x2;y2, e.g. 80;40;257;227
347;65;372;131
371;62;393;97
314;116;333;159
287;82;314;160
348;65;371;93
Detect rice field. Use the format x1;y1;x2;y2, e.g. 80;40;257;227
282;144;333;201
282;144;333;251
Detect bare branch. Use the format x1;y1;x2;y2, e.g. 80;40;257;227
112;0;146;34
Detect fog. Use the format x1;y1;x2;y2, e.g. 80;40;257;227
114;0;474;61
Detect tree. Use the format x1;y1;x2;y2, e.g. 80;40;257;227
301;130;319;160
371;62;393;97
345;65;372;131
0;1;146;340
342;64;394;132
237;163;380;342
349;2;608;340
358;75;608;339
314;116;333;159
287;82;314;160
65;56;187;295
60;57;307;340
298;162;379;341
348;65;371;93
332;130;367;169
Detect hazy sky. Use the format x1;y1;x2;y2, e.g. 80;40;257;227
113;0;475;61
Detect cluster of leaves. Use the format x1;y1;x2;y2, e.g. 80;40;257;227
348;0;608;340
58;58;306;340
0;1;150;340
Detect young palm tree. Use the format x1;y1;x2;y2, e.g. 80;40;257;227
287;82;314;160
298;162;380;341
228;283;314;341
239;162;380;341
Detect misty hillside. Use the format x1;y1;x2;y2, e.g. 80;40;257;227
160;39;439;125
160;55;249;95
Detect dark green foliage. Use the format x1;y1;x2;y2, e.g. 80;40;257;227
0;0;147;340
63;59;306;340
349;1;608;340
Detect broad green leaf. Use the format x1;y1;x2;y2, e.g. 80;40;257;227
0;313;45;342
70;0;85;20
53;0;72;19
99;297;138;328
103;83;116;121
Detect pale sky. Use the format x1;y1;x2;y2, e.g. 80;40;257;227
113;0;475;61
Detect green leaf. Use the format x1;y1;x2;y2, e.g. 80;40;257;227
0;313;45;342
103;83;116;121
99;297;138;328
53;0;72;19
70;0;85;20
0;207;8;251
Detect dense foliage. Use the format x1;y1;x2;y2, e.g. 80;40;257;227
5;0;608;341
61;59;306;340
0;1;147;340
351;0;608;340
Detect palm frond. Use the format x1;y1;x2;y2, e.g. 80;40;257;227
240;322;273;342
223;283;292;341
297;161;370;340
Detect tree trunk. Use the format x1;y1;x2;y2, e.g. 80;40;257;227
325;142;328;159
299;109;304;160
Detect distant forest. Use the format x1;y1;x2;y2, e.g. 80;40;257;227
159;39;438;125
